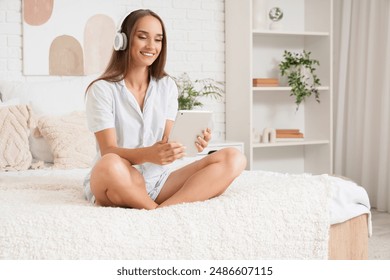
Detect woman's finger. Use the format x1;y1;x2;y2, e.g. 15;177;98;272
203;128;212;142
196;135;208;148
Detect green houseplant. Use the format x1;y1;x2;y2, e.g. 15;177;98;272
279;50;321;110
173;73;224;110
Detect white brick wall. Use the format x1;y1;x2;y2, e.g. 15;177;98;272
0;0;226;140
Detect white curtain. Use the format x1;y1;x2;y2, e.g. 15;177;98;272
333;0;390;212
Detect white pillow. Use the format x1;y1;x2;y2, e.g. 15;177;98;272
29;135;54;163
0;75;97;116
0;98;20;107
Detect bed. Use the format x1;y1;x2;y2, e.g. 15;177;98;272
0;78;371;260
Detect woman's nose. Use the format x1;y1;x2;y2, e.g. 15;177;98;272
146;38;155;48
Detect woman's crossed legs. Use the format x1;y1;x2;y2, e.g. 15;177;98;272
89;148;246;209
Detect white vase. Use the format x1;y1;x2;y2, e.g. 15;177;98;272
269;21;283;31
252;0;267;30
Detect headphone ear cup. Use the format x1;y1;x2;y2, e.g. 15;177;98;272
121;32;128;50
114;32;128;51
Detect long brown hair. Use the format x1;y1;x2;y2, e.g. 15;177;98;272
86;9;168;93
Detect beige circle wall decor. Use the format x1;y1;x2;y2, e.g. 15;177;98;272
22;0;116;76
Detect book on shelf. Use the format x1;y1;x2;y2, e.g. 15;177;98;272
275;128;304;141
275;129;300;134
253;78;279;87
276;132;304;138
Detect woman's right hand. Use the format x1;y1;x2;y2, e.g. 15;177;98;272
94;129;184;165
147;136;186;165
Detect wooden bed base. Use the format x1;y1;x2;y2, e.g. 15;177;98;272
328;214;368;259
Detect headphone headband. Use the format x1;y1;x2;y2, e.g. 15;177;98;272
113;12;131;51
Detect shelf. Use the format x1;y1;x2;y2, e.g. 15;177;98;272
252;86;330;91
252;139;330;148
252;30;330;37
226;0;333;173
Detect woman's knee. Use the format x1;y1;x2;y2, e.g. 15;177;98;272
91;153;143;188
92;153;133;180
219;148;247;174
90;153;147;206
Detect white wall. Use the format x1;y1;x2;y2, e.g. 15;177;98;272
0;0;226;140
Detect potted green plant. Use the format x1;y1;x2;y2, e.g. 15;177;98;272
173;73;224;110
279;50;321;110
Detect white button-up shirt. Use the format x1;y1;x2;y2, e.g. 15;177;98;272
85;76;178;181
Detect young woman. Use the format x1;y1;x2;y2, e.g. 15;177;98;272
84;9;246;210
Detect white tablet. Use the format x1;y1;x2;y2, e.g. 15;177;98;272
169;110;213;157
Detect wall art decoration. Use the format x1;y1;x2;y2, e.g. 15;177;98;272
22;0;117;76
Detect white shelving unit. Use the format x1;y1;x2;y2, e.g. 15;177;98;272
225;0;333;174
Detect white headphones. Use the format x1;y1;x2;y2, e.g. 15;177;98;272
113;12;130;51
114;32;127;51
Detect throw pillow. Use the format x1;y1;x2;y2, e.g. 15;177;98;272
29;135;54;163
0;105;33;171
36;111;96;169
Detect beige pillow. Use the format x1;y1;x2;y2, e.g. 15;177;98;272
36;111;95;169
0;105;33;171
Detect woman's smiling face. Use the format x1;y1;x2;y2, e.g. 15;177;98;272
130;15;163;68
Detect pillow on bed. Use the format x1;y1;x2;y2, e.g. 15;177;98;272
35;111;96;169
0;105;33;171
0;98;20;107
29;135;54;163
0;76;96;116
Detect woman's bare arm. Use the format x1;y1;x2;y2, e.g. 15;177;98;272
95;122;185;165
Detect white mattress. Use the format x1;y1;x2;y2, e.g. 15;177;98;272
0;167;89;182
0;168;372;231
0;168;372;259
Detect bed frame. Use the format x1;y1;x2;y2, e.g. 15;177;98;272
329;214;368;259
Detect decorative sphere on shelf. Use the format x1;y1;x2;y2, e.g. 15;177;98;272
268;7;283;30
269;7;283;22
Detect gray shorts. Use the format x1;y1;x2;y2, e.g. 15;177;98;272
83;168;172;205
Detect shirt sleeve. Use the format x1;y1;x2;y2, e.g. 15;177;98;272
166;76;178;121
85;81;115;133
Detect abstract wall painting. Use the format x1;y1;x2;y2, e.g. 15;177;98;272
22;0;117;76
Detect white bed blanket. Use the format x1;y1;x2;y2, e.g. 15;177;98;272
327;176;372;235
0;169;369;260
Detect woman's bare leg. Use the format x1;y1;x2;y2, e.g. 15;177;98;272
155;148;246;207
90;153;158;210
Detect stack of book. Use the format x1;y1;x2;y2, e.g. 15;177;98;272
252;78;279;87
275;129;304;141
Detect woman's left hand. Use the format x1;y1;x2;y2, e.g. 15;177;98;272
195;128;212;153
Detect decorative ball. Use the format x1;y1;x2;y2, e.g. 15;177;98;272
269;7;283;22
